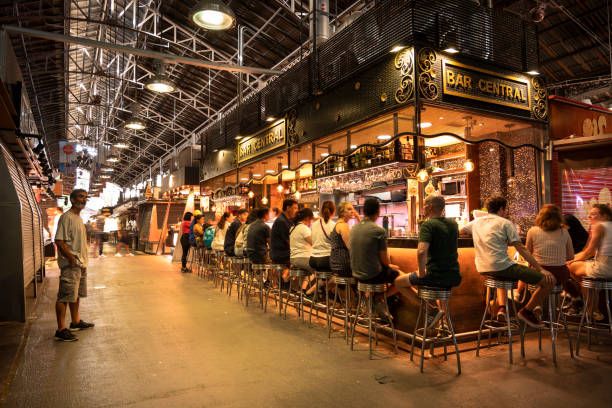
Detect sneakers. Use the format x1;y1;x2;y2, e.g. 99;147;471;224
518;308;544;329
55;328;78;342
496;306;507;322
115;253;123;257
69;320;95;331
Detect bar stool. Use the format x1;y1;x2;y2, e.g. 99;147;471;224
524;284;574;364
195;246;206;278
576;277;612;355
188;244;198;272
247;264;267;309
328;275;356;342
238;258;251;302
284;268;309;321
225;257;239;296
350;282;398;359
265;264;287;315
212;249;225;287
410;286;461;374
308;271;333;328
476;276;524;364
203;248;215;280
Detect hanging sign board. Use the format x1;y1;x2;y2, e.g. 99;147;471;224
442;60;531;111
237;121;286;163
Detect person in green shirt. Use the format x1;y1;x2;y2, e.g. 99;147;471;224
395;194;461;296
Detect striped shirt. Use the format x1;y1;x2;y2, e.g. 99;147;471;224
526;226;573;266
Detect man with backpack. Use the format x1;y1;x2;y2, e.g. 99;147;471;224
225;209;248;257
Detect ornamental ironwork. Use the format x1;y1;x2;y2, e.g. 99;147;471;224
287;109;299;146
317;162;418;193
418;48;439;100
531;77;548;120
394;48;415;103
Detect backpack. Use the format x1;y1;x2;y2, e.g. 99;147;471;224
203;226;215;249
188;220;196;245
234;223;250;257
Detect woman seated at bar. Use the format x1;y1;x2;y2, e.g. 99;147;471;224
329;202;360;277
526;205;580;313
212;212;233;252
567;204;612;319
564;213;589;254
246;208;271;265
394;195;461;302
309;201;336;272
461;196;555;328
290;208;318;296
350;198;405;296
193;214;205;247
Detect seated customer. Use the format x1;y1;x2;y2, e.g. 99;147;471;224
212;212;232;252
225;208;248;257
350;198;404;296
246;208;271;265
330;202;359;277
461;196;555;328
290;208;315;273
310;201;336;272
193;214;205;247
395;195;461;295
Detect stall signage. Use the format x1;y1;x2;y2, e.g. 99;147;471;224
442;60;530;111
237;121;286;163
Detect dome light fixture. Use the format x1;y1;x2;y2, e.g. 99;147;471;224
463;159;475;172
114;141;129;149
417;168;429;183
145;62;176;93
191;0;236;31
124;117;146;130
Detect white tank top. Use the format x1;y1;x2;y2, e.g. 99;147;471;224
599;221;612;257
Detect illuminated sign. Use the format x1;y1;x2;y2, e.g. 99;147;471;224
442;60;531;111
237;121;286;163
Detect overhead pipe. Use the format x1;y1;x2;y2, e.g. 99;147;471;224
1;25;282;76
309;0;330;44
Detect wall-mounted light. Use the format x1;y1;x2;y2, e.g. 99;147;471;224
417;168;429;183
248;191;254;199
444;47;459;54
277;184;284;193
261;196;269;205
526;70;540;76
191;0;236;30
266;116;276;122
463;159;475;172
419;122;433;129
390;45;406;53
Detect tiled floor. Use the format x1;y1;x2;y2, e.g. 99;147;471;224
3;255;612;407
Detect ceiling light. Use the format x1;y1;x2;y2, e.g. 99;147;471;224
321;152;329;157
145;76;176;93
212;148;219;152
444;47;459;54
106;155;119;163
266;169;275;174
439;117;444;120
124;118;145;130
100;174;111;179
191;0;236;30
253;173;262;177
420;122;433;128
114;141;129;149
350;144;358;149
266;116;276;122
526;70;540;76
247;191;254;198
281;165;289;169
235;135;243;140
390;45;405;53
299;159;310;163
101;167;114;172
377;134;392;141
463;159;475;172
294;191;301;200
240;177;249;181
417;169;429;183
277;184;284;193
261;196;269;205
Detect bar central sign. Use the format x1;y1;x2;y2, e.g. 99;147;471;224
237;121;286;163
442;60;531;111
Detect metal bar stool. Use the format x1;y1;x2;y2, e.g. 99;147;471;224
203;248;215;281
238;258;251;302
195;246;206;278
284;268;309;321
248;264;267;309
328;275;356;342
308;271;333;328
228;257;245;298
264;264;286;314
212;249;225;288
350;282;398;359
410;286;461;374
576;277;612;355
523;284;574;364
476;276;524;364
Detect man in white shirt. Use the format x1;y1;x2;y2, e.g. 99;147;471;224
461;196;555;328
54;189;95;341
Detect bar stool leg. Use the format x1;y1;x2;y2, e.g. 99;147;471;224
309;277;318;325
549;294;557;365
476;287;491;357
367;293;374;360
605;289;612;334
505;295;513;364
383;291;398;354
420;302;429;373
329;287;339;339
350;291;363;351
445;302;461;375
510;288;525;359
410;298;423;362
576;288;589;355
284;277;292;319
325;280;331;334
345;286;352;344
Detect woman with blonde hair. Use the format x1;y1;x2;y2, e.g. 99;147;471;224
309;201;336;272
329;202;360;277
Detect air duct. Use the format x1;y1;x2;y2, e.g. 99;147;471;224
310;0;330;45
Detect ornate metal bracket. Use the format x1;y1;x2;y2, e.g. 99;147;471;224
417;48;439;100
531;77;548;120
394;48;415;103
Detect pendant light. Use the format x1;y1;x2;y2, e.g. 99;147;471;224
124;102;146;130
191;0;236;30
145;62;176;93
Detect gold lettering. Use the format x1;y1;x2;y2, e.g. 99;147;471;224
478;79;486;92
447;70;456;86
464;76;472;90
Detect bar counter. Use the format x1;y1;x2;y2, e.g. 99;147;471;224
387;237;483;333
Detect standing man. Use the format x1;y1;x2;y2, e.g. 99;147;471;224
54;189;95;341
225;209;248;257
461;196;555;328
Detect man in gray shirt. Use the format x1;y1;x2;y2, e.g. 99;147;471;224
350;198;405;296
54;189;95;341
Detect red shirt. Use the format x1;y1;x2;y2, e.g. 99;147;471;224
181;220;191;234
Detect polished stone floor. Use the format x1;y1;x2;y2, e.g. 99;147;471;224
2;254;612;407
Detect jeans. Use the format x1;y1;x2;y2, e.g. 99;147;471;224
180;234;190;268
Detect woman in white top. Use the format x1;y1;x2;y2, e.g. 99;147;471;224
569;204;612;279
212;212;233;251
309;201;336;272
290;208;317;295
526;205;579;299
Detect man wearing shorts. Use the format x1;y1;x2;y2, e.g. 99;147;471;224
54;189;95;341
350;198;405;298
461;196;555;328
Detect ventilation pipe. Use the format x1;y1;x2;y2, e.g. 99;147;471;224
310;0;330;45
